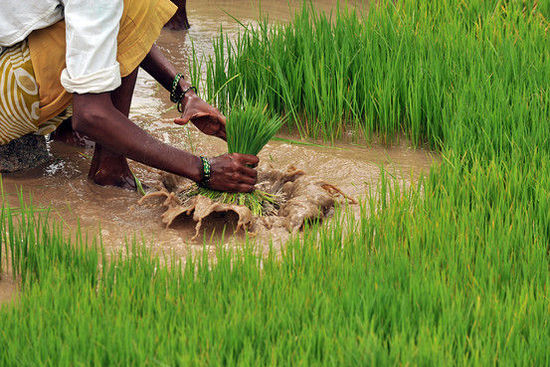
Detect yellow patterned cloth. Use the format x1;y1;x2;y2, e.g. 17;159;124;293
0;41;41;145
0;0;176;146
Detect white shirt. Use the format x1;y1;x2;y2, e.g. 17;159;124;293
0;0;123;94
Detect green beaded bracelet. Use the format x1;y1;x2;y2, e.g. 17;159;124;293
199;156;211;186
170;73;184;103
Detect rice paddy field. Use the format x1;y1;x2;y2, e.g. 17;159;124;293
1;0;549;365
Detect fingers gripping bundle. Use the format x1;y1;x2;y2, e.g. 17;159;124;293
191;105;284;215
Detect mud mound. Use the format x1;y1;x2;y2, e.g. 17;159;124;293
139;166;355;240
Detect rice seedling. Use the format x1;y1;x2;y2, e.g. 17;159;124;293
132;173;147;196
188;104;284;216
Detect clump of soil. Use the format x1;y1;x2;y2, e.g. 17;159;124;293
139;166;355;240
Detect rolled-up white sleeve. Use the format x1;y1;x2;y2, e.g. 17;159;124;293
60;0;123;94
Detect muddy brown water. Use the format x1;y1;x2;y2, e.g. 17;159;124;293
1;0;435;264
0;274;17;305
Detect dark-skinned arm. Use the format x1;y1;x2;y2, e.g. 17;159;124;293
71;93;258;192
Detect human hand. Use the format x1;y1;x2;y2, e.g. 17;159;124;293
204;153;259;193
174;95;227;140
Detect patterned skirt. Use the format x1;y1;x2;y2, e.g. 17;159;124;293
0;41;43;145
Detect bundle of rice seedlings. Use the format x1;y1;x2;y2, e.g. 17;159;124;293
226;106;283;156
189;105;284;216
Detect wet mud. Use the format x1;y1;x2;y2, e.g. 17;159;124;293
0;274;17;305
140;165;357;245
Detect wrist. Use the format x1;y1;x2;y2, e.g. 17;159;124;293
178;89;199;111
190;155;203;183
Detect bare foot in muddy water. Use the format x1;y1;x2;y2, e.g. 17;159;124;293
88;145;137;190
50;118;95;148
50;120;139;190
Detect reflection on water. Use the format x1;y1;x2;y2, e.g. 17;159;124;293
1;0;434;256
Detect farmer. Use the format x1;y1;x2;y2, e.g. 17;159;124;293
0;0;258;193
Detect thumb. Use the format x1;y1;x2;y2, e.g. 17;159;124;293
174;117;190;125
174;105;193;125
174;111;210;126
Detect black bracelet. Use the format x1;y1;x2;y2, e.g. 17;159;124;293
170;73;184;103
176;86;198;113
199;156;211;186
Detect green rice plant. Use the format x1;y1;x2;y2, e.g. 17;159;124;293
188;104;284;216
132;173;146;196
226;105;283;156
193;0;550;156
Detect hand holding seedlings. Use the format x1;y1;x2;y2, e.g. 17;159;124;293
205;153;259;193
179;104;284;215
174;94;227;141
174;96;261;192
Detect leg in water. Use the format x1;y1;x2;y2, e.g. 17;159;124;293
87;68;139;190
